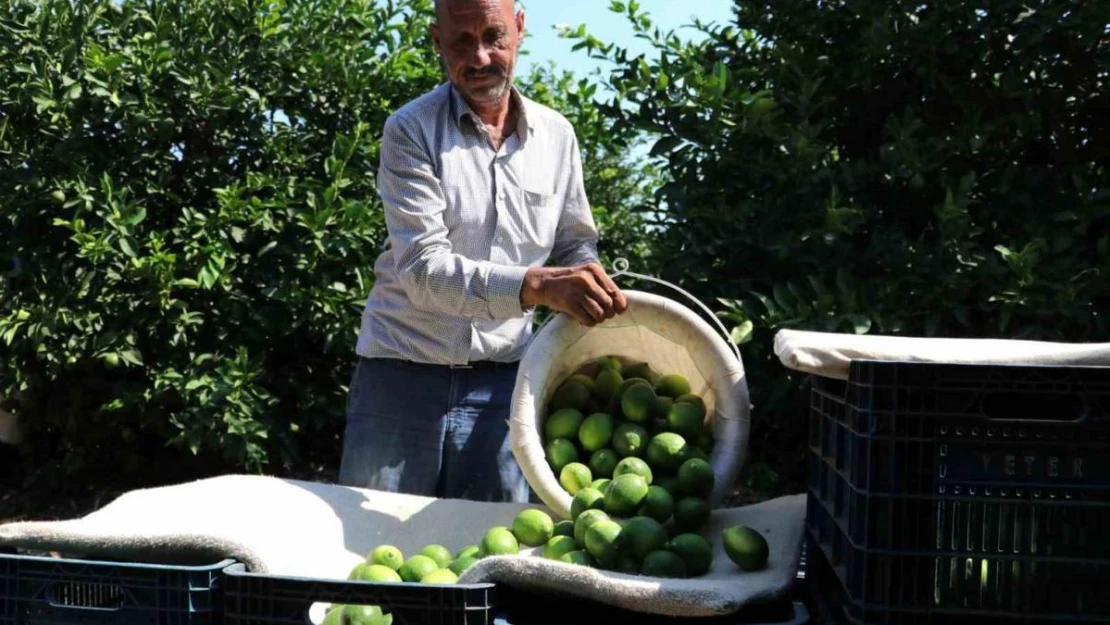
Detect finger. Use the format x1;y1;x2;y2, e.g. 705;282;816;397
579;295;606;325
563;304;592;327
583;279;616;319
588;264;626;313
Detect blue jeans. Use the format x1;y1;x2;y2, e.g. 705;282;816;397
338;357;530;503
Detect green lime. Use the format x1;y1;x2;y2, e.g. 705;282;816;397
543;534;579;560
617;377;652;396
398;555;438;582
353;563;402;583
545;408;584;441
673;497;711;533
546;438;579;474
559;550;596;567
622;362;657;383
667;402;704;440
448;555;479;576
590;478;612;494
589;448;619;478
480;526;520;556
637;485;675;524
512;509;555;547
345;604;390;625
421;568;459;584
322;605;344;625
584;519;624;567
654;374;692;399
722;525;770;571
552;520;575;538
604;473;650;517
579;413;615;452
570;487;606;520
568;373;597;391
653;396;674;420
560;462;593;495
676;458;715;498
612;423;648;458
455;544;480;560
667;533;713;577
597;356;623;372
621;383;657;423
676;393;707;414
615;555;641;574
646;432;687;473
551;379;593;412
368;545;404;571
612;456;653;484
698;428;715;454
621;516;669;560
640;550;686;578
420;544;453;568
348;563;367;580
574;509;611;546
655;475;679;496
594;368;623;402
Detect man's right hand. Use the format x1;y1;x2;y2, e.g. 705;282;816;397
521;263;628;327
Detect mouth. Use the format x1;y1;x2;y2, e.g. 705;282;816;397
465;66;505;82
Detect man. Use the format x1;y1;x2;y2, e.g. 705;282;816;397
338;0;628;503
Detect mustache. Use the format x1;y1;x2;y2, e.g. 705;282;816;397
465;65;506;79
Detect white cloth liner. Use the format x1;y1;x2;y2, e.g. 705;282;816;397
774;328;1110;380
0;474;805;618
510;290;752;519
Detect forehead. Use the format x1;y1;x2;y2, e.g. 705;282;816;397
436;0;514;31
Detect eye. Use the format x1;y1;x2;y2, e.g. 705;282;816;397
451;33;475;51
484;29;508;46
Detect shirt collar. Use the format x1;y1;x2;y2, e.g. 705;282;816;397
448;81;533;144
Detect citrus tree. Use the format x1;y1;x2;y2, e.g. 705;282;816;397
0;0;658;495
561;0;1110;492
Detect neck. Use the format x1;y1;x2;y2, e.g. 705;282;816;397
465;89;515;131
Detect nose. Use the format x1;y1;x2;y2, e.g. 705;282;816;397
471;42;492;68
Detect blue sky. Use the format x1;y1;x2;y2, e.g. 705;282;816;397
515;0;735;80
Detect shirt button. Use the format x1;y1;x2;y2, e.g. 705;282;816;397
496;235;504;244
498;191;506;200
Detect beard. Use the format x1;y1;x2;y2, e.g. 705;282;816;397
457;64;513;107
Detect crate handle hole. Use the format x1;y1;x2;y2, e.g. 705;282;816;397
45;581;125;611
307;602;394;625
981;392;1087;423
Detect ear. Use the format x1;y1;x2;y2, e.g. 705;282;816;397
516;9;525;42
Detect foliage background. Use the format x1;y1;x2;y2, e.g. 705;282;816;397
2;0;1107;508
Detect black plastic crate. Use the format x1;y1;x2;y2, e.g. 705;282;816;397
804;360;1110;624
221;562;500;625
0;549;232;625
495;586;810;624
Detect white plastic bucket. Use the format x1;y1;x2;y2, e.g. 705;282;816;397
509;278;751;520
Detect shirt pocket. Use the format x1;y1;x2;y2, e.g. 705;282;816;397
519;187;559;253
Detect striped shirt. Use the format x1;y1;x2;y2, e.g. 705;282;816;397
356;81;600;366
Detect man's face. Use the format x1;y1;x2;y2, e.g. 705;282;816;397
431;0;524;108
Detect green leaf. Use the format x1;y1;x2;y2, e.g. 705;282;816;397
650;135;682;156
118;349;143;366
730;320;754;345
119;237;137;258
772;282;794;312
